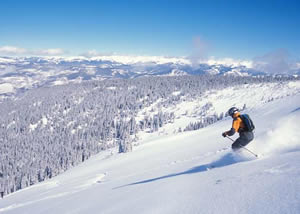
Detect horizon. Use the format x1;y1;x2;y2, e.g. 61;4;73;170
0;53;259;69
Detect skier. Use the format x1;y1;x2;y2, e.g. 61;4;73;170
222;107;254;151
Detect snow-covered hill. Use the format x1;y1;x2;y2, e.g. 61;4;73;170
1;85;300;213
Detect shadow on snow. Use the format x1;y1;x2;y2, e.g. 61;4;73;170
114;152;250;189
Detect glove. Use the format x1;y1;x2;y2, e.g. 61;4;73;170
222;132;227;137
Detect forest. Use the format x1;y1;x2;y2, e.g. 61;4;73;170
0;75;297;196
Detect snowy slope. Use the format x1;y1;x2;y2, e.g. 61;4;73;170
1;94;300;213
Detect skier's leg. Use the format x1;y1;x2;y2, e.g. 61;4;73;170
231;132;254;151
231;137;244;151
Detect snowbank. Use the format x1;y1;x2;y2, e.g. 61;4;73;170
0;83;14;94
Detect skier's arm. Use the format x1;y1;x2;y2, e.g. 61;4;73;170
226;118;241;136
226;128;236;136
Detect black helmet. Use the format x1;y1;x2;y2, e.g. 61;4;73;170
228;107;239;117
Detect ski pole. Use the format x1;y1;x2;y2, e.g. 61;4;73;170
226;136;234;142
241;146;258;157
226;136;258;157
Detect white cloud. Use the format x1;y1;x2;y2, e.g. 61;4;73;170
89;55;190;65
32;48;66;56
205;57;253;68
0;46;67;56
252;49;296;74
188;36;210;66
81;50;113;58
82;50;101;57
0;46;27;55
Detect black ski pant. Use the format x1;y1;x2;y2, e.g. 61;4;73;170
232;131;254;151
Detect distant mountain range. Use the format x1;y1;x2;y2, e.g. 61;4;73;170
0;55;297;99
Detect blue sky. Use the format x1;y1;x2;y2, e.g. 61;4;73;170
0;0;300;59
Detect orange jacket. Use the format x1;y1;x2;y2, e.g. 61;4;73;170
226;112;246;136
